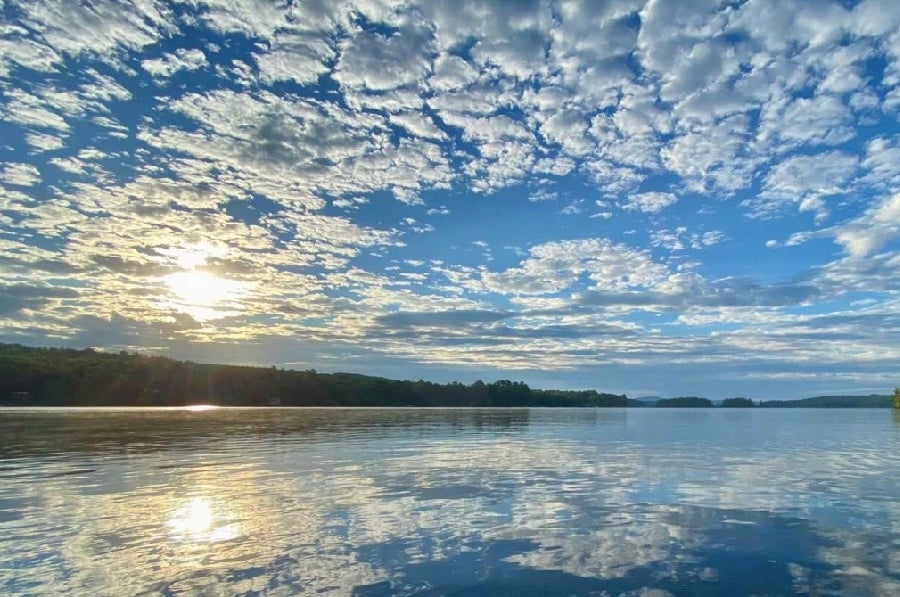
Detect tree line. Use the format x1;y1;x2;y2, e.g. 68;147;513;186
2;344;893;408
0;343;627;408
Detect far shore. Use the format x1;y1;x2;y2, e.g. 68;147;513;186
1;343;894;409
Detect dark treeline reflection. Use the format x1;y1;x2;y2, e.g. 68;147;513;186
0;344;626;407
0;407;531;459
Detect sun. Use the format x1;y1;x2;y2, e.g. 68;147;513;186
163;270;248;322
155;244;252;322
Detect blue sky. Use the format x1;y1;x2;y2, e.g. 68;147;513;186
1;0;899;399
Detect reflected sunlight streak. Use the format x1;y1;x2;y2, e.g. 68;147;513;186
184;404;219;412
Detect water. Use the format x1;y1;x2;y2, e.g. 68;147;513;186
0;408;898;596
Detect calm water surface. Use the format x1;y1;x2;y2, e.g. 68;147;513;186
0;408;898;596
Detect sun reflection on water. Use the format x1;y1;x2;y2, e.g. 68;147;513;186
168;497;240;543
184;404;219;412
169;497;212;534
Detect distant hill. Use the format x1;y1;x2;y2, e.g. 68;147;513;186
628;395;660;407
760;395;891;408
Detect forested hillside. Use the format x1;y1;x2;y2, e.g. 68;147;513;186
0;344;627;407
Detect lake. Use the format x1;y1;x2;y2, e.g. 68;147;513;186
0;408;898;596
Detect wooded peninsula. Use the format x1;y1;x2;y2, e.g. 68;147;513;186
0;344;893;408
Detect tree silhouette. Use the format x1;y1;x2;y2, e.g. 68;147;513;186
0;343;627;408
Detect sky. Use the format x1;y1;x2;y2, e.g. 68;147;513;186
1;0;899;399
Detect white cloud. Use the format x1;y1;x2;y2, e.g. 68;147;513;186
1;87;70;131
651;228;726;251
428;53;480;91
622;191;678;214
755;151;858;220
481;238;668;296
334;25;433;92
831;193;900;258
661;114;758;193
142;48;208;78
389;111;447;141
861;136;900;189
560;199;583;215
528;188;558;202
0;25;61;76
1;163;41;186
17;0;174;60
24;131;66;152
187;0;296;39
765;95;856;150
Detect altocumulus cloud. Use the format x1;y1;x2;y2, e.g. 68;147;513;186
0;0;899;398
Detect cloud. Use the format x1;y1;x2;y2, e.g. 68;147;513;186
785;192;900;259
622;192;678;214
16;0;173;60
861;136;900;189
1;0;900;397
0;283;79;315
333;25;433;92
528;188;558;202
376;309;511;328
141;48;208;78
389;111;447;141
577;278;819;310
481;238;668;296
651;228;726;251
1;163;41;186
754;151;858;220
831;193;900;258
0;24;61;76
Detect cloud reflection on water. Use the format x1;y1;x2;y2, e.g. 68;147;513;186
0;408;897;595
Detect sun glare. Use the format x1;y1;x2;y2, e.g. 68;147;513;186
153;244;253;323
161;270;249;322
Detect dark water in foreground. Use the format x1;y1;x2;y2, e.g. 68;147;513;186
0;408;898;596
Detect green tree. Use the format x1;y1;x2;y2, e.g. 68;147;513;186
893;387;900;409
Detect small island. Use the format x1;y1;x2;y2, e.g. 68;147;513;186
721;397;755;408
655;397;714;408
